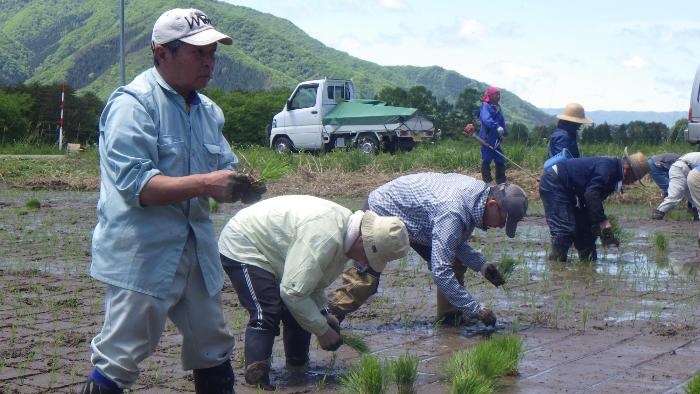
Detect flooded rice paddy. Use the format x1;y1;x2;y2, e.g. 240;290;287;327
1;189;700;393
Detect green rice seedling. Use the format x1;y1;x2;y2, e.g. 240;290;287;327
686;371;700;394
340;354;387;394
654;233;669;253
450;371;494;394
582;306;590;331
445;334;523;382
499;255;520;280
388;354;419;394
25;198;41;209
342;333;371;354
209;198;219;213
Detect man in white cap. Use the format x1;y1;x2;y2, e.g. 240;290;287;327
328;173;529;328
218;195;409;390
81;8;262;394
547;103;593;161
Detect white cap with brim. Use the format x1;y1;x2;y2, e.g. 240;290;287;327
152;8;232;47
360;212;410;272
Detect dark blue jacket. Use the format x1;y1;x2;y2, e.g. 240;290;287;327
478;102;507;146
556;157;623;224
547;125;580;159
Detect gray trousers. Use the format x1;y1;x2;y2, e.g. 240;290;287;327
90;234;235;388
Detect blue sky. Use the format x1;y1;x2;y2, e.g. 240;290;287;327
223;0;700;112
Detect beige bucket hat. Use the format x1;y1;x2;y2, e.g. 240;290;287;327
557;103;593;124
624;147;649;186
360;212;410;272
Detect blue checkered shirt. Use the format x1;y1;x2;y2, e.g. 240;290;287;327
367;173;489;316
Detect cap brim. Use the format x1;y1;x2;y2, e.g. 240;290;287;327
180;29;233;46
505;217;518;238
624;147;646;186
557;114;593;124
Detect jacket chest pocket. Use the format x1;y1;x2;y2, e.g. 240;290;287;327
203;143;221;171
157;136;186;176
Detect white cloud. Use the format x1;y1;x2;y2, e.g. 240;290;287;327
458;19;485;38
499;62;539;79
622;55;646;69
338;36;361;52
379;0;404;10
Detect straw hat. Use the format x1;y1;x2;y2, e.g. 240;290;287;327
557;103;593;124
624;147;649;186
360;212;410;272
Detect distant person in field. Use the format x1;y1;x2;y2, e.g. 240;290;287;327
685;167;700;245
328;173;529;328
218;195;409;390
647;153;698;220
546;103;593;161
475;86;508;184
81;8;264;394
651;152;700;220
540;149;648;262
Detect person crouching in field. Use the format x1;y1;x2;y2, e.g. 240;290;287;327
218;195;409;390
651;152;700;221
327;173;528;329
540;148;648;262
686;167;700;246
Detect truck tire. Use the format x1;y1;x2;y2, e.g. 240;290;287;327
273;136;294;154
357;135;379;154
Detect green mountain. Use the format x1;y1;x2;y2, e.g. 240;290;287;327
0;0;553;127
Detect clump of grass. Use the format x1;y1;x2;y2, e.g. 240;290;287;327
340;354;386;394
499;255;520;279
654;233;669;253
256;159;289;183
450;371;494;394
687;371;700;394
25;198;41;209
209;198;219;213
387;354;419;394
342;333;370;354
445;334;523;392
607;215;624;241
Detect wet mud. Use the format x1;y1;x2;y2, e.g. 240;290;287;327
2;190;700;393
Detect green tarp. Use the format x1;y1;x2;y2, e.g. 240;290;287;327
322;99;417;126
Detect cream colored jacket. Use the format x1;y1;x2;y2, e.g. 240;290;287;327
218;195;352;336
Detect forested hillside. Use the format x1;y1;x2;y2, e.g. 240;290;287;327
0;0;552;127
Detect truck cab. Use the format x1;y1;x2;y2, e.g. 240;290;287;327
685;64;700;144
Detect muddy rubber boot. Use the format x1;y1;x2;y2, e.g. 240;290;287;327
193;361;235;394
692;206;700;222
481;162;493;184
495;164;507;184
548;244;569;263
244;327;276;391
283;324;311;372
577;246;597;262
436;261;467;326
327;266;379;323
81;370;123;394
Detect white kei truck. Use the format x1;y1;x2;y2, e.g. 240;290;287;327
685;64;700;144
269;79;435;154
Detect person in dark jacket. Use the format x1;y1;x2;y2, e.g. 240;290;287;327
547;103;593;159
478;87;508;184
540;148;648;262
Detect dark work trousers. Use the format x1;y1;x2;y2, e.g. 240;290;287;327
220;254;310;363
540;168;597;254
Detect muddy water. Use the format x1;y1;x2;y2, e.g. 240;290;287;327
2;190;700;393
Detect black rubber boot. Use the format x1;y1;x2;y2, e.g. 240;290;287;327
283;324;311;369
495;164;507;184
193;361;235;394
578;246;598;262
548;244;569;262
244;327;276;391
481;162;493;184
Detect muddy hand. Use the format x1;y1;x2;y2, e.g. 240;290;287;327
481;263;505;287
318;327;342;351
237;174;267;204
600;227;620;247
477;307;497;327
326;313;341;334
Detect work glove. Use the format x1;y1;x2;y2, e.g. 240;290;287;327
600;227;620;247
497;126;504;137
476;307;497;327
480;263;505;287
651;209;665;220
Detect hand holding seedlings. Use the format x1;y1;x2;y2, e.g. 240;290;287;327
481;263;505;287
476;307;497;327
230;173;267;204
318;325;343;351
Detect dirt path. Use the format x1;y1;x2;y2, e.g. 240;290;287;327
1;190;700;393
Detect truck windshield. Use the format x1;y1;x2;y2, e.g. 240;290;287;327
290;85;318;109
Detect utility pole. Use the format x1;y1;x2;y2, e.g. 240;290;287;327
119;0;125;86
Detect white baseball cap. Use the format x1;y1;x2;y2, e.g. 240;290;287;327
152;8;232;46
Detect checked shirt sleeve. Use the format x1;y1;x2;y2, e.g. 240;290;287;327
429;209;482;316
